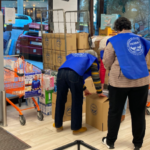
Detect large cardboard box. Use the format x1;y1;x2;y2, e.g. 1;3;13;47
42;33;77;51
53;33;77;51
77;33;90;50
86;94;109;131
43;50;53;65
52;92;86;122
84;77;96;93
78;50;86;53
43;63;53;70
42;33;54;50
52;50;77;66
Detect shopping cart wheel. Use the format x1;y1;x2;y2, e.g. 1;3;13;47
19;115;26;126
18;98;22;107
37;111;44;121
146;107;150;115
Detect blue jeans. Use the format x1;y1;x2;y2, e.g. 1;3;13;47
122;99;128;115
55;69;84;130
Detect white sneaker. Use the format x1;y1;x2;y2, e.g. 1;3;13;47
102;137;115;149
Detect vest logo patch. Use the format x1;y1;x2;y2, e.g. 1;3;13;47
72;53;87;57
127;37;143;55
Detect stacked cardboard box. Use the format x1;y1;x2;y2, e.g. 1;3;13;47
99;27;117;36
42;33;77;71
91;36;105;60
77;33;90;53
52;92;86;122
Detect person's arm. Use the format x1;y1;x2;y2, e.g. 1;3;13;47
90;62;102;94
103;42;115;69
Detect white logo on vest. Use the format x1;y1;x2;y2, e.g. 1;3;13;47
127;37;144;55
72;53;87;57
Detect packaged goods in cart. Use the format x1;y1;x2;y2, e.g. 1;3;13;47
51;71;58;84
40;102;52;115
24;72;42;98
44;69;51;75
42;75;54;91
4;59;15;70
39;89;53;104
26;97;39;107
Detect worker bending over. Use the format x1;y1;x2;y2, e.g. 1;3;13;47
53;50;105;135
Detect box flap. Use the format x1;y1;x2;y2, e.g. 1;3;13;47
87;94;108;103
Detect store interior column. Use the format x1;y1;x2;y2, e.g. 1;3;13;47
17;0;23;15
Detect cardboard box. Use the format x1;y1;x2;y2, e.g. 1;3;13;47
86;94;109;131
84;77;96;93
53;50;77;66
52;92;86;122
53;33;76;51
77;33;90;50
42;33;54;50
43;63;53;70
43;33;77;51
78;50;86;53
43;50;53;65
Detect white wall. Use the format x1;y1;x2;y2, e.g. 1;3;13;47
53;0;78;33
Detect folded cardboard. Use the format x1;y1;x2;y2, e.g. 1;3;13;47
52;92;86;122
84;77;96;93
86;94;109;131
77;33;90;50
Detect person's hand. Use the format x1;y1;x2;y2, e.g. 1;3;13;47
84;89;91;96
98;93;107;97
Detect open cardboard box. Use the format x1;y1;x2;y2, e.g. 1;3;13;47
86;94;109;131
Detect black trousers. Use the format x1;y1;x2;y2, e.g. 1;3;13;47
55;69;83;130
107;85;148;147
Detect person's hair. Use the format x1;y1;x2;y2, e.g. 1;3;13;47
113;17;131;31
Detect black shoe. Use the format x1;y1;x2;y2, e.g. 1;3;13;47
102;137;115;149
134;147;141;150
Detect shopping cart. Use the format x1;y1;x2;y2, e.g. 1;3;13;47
4;55;44;125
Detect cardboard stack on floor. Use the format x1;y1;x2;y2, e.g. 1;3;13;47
77;33;90;53
42;33;77;71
